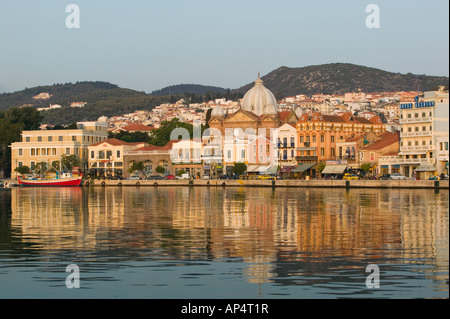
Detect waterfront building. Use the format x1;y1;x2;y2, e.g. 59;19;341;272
357;131;400;176
295;112;385;168
277;123;297;168
10;121;108;178
87;138;147;177
170;139;204;177
123;141;174;177
393;87;449;179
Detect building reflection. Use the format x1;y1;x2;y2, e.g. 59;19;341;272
8;186;449;286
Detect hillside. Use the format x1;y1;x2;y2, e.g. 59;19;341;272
234;63;449;97
151;84;228;96
0;81;179;125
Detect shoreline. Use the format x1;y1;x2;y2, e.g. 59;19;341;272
2;178;448;189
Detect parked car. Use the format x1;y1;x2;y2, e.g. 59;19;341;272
147;175;164;180
379;174;391;180
343;173;359;180
164;174;175;180
440;173;449;180
202;175;210;180
176;173;190;180
128;176;140;180
389;173;408;180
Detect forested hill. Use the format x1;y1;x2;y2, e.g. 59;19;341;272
0;81;178;125
234;63;449;98
151;84;228;96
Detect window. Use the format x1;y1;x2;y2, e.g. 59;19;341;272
59;136;63;141
331;148;335;156
300;136;304;143
18;162;23;167
72;136;76;141
31;148;35;156
241;149;245;159
445;142;449;151
331;136;335;143
66;148;70;155
422;126;426;131
106;151;112;159
415;127;419;132
98;151;105;159
312;135;316;143
290;137;295;147
116;150;120;158
38;136;42;142
18;148;22;156
320;148;325;156
26;137;30;142
48;136;52;142
91;151;95;159
30;162;35;170
415;113;419;118
321;134;324;143
227;150;231;160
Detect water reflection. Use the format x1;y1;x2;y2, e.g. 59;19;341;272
1;186;449;298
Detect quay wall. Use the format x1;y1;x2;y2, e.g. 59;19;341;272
80;179;449;189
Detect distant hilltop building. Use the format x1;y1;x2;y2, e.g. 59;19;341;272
70;101;87;108
33;92;52;100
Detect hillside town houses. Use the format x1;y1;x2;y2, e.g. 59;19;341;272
9;79;449;180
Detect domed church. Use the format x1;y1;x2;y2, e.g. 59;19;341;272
207;73;299;176
208;73;298;134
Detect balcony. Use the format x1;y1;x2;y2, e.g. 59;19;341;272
296;156;318;162
399;117;432;124
400;145;433;152
400;131;433;138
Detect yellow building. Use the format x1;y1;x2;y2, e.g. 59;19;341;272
10;122;108;178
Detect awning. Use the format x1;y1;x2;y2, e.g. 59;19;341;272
280;166;296;173
414;164;437;172
262;165;278;174
321;164;347;174
293;162;317;172
296;147;316;151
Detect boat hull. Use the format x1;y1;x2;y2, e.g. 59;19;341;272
17;175;83;187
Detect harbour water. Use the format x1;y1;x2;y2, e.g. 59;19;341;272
0;186;448;299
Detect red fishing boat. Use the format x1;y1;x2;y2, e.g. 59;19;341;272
17;172;83;187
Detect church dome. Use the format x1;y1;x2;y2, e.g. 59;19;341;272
241;73;278;116
211;104;225;118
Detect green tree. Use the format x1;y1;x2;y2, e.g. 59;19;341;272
204;108;212;129
317;162;326;173
360;163;372;175
155;166;166;175
4;106;43;130
232;163;247;176
176;169;186;177
148;118;204;147
14;165;30;176
128;161;145;177
60;154;80;171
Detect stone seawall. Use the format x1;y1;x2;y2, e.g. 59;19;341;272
81;179;449;189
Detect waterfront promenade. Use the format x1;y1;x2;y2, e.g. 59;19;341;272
82;178;449;189
2;178;448;189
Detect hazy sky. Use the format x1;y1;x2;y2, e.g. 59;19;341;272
0;0;448;94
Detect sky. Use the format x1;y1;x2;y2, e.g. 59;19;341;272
0;0;448;94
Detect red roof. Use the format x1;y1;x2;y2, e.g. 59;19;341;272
361;132;399;151
121;124;155;132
